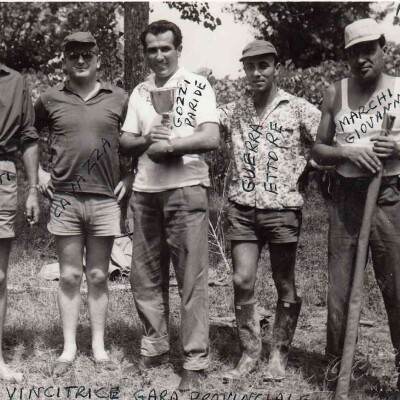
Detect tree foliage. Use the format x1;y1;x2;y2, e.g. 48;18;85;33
225;2;394;68
0;2;123;82
1;2;221;89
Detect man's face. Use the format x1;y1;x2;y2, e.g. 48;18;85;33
145;31;181;81
63;43;100;81
243;54;279;94
346;40;385;82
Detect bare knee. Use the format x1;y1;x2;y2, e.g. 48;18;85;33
233;270;254;293
86;269;108;287
60;270;83;289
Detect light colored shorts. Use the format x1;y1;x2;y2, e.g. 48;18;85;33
48;191;121;236
0;161;17;239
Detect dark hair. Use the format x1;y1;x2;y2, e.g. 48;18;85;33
378;35;386;48
140;20;183;50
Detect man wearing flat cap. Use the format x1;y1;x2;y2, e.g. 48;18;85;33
313;18;400;385
35;32;129;376
219;40;320;381
0;60;40;382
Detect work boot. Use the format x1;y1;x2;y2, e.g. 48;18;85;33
221;301;262;380
263;298;302;382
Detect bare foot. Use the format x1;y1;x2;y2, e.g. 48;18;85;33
0;364;23;383
58;345;77;363
92;348;109;362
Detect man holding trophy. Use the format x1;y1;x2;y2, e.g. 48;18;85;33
120;20;219;391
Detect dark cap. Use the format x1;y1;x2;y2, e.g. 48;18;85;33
240;40;277;62
62;32;97;50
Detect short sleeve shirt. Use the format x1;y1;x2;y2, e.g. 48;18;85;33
35;81;128;197
0;64;39;158
122;67;219;192
219;89;321;210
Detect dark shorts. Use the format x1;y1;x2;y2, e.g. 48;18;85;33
0;161;17;239
48;192;121;236
227;201;302;243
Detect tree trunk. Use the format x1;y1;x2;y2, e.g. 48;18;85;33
124;2;149;92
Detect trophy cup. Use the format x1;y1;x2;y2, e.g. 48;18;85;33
150;87;177;127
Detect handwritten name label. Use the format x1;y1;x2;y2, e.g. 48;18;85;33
53;137;111;218
6;385;120;399
241;121;291;195
0;171;12;184
338;90;400;143
173;79;207;128
242;124;261;192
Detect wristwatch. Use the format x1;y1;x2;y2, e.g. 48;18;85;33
166;140;174;154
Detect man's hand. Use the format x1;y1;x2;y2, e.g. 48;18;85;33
147;141;170;163
25;189;40;226
114;174;134;203
145;126;171;145
342;146;382;174
371;134;400;160
38;168;54;199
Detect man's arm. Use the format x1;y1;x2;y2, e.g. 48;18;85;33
311;84;381;174
21;142;39;225
34;96;54;199
18;80;40;225
147;122;219;163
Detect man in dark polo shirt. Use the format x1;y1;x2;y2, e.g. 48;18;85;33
0;63;39;382
35;32;129;376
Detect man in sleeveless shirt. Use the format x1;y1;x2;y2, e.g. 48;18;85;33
312;19;400;385
219;40;320;381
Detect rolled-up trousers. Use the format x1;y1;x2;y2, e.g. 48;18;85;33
327;179;400;358
130;186;209;370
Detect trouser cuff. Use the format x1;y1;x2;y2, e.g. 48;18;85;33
183;356;209;371
140;334;169;357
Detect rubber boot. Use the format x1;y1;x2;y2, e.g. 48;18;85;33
263;298;302;382
221;301;262;380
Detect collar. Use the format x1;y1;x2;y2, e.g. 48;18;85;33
146;66;188;89
0;64;11;76
59;79;114;93
242;87;292;104
238;87;292;124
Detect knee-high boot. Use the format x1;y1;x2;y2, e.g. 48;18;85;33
221;301;262;380
263;298;302;381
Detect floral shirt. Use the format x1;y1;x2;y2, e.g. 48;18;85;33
219;89;321;210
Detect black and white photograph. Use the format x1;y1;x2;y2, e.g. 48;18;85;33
1;1;400;399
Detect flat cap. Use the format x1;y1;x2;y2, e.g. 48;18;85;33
344;18;383;49
240;40;277;62
62;32;97;50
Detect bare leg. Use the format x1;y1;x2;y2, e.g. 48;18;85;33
85;235;114;361
269;242;298;302
232;241;262;304
0;238;23;383
56;235;84;362
220;241;262;379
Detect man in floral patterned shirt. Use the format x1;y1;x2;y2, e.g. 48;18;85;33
219;40;320;381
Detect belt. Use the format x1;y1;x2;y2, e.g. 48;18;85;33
335;173;400;193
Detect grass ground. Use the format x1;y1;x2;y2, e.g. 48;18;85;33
1;175;398;400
